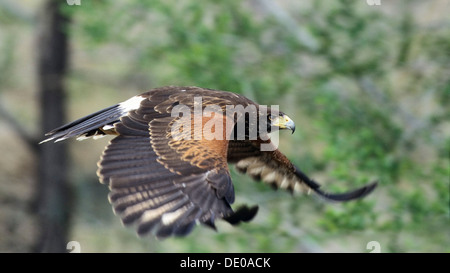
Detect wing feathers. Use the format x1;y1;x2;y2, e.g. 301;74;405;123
39;95;147;143
99;126;236;238
40;104;124;143
156;203;196;238
115;122;148;137
132;194;188;230
233;142;377;202
111;186;181;213
171;207;202;236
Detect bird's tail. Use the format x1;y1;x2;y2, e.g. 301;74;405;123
39;104;123;144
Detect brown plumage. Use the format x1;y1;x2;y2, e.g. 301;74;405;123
40;86;377;238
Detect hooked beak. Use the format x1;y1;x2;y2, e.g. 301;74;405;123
272;114;296;134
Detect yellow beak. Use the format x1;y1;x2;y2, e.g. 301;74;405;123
272;114;296;134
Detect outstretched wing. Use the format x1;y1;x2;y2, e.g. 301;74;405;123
97;87;257;238
227;139;377;201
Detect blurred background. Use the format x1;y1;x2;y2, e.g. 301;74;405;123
0;0;448;253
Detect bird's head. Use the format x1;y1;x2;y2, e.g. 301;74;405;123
267;112;296;134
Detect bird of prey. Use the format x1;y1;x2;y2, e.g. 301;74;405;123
40;86;377;238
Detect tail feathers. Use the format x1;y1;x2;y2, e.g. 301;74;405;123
294;167;378;202
39;104;123;143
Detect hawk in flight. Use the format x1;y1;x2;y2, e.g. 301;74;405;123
41;86;377;238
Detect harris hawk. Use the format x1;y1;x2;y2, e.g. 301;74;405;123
40;86;377;238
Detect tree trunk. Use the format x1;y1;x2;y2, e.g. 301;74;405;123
33;0;72;253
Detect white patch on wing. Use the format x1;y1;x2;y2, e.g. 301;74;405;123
134;199;179;224
262;171;276;183
54;137;68;143
161;206;189;226
294;182;308;193
102;124;115;130
119;95;146;112
279;177;290;189
93;135;106;140
236;157;258;171
76;136;90;141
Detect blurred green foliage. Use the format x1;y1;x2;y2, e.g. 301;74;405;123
1;0;448;252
